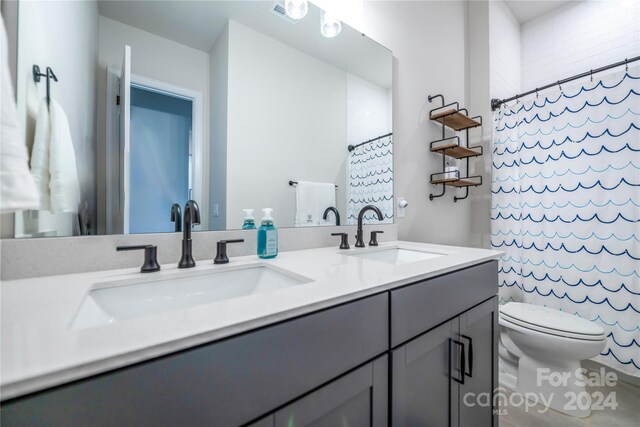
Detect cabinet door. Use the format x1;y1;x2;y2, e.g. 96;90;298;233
273;355;388;427
392;319;461;427
458;297;498;427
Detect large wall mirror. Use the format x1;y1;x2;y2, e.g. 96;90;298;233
13;0;393;237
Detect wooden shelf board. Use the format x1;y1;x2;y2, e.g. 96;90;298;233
430;176;460;185
431;177;482;187
430;144;482;159
446;178;482;187
429;109;481;131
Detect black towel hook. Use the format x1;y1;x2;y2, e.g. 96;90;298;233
32;65;58;108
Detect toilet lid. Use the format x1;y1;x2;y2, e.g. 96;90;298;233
500;303;605;338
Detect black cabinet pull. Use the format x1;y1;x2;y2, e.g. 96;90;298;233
450;339;465;385
461;334;473;378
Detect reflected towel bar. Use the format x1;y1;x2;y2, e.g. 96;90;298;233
289;181;338;188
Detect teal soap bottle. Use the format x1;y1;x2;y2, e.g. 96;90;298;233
257;208;278;259
242;209;256;229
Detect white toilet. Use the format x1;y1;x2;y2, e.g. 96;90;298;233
498;302;607;418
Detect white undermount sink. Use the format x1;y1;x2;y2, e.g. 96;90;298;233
71;264;311;329
347;247;448;265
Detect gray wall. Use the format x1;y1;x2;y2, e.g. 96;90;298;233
225;20;348;229
209;23;229;231
359;1;475;246
467;0;492;249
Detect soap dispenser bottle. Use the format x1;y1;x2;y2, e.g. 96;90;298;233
257;208;278;259
242;209;256;229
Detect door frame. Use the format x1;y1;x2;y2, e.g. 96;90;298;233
105;68;205;233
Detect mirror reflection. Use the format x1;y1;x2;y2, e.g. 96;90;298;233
14;0;393;237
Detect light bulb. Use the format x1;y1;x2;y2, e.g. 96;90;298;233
321;11;342;38
285;0;308;20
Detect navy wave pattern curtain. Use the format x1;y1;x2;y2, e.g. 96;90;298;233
491;67;640;376
347;135;394;224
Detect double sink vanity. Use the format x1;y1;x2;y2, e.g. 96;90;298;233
2;1;504;425
1;240;501;426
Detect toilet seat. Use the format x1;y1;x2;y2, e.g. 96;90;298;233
500;303;606;341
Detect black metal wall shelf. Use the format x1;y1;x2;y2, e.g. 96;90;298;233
427;94;484;202
430;136;483;159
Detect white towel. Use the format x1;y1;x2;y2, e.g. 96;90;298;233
30;99;81;213
295;181;318;227
0;16;39;213
295;181;336;227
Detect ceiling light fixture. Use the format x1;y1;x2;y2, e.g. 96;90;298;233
285;0;309;20
320;11;341;38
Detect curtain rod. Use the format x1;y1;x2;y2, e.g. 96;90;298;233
491;56;639;111
347;132;393;152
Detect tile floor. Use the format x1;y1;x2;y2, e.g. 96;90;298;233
499;380;640;427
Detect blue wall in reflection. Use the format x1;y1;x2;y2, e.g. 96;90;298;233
129;86;192;233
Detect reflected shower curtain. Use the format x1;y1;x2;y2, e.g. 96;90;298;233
491;66;640;376
347;135;393;224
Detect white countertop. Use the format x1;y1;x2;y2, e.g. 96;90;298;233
0;241;501;400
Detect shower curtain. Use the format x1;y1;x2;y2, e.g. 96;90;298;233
491;66;640;377
347;135;394;224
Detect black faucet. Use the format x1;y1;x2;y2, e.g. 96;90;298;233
178;200;201;268
170;203;182;232
322;207;341;226
355;205;384;247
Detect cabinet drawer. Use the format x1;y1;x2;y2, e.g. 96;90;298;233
390;261;497;347
1;294;389;427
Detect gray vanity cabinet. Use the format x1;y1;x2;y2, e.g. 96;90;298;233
1;261;499;427
458;297;499;427
391;296;498;427
250;355;388;427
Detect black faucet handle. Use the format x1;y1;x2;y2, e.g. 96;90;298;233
117;245;160;273
331;233;350;250
214;239;245;264
369;231;384;246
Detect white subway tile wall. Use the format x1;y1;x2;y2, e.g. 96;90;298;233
521;0;640;90
489;0;522;99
